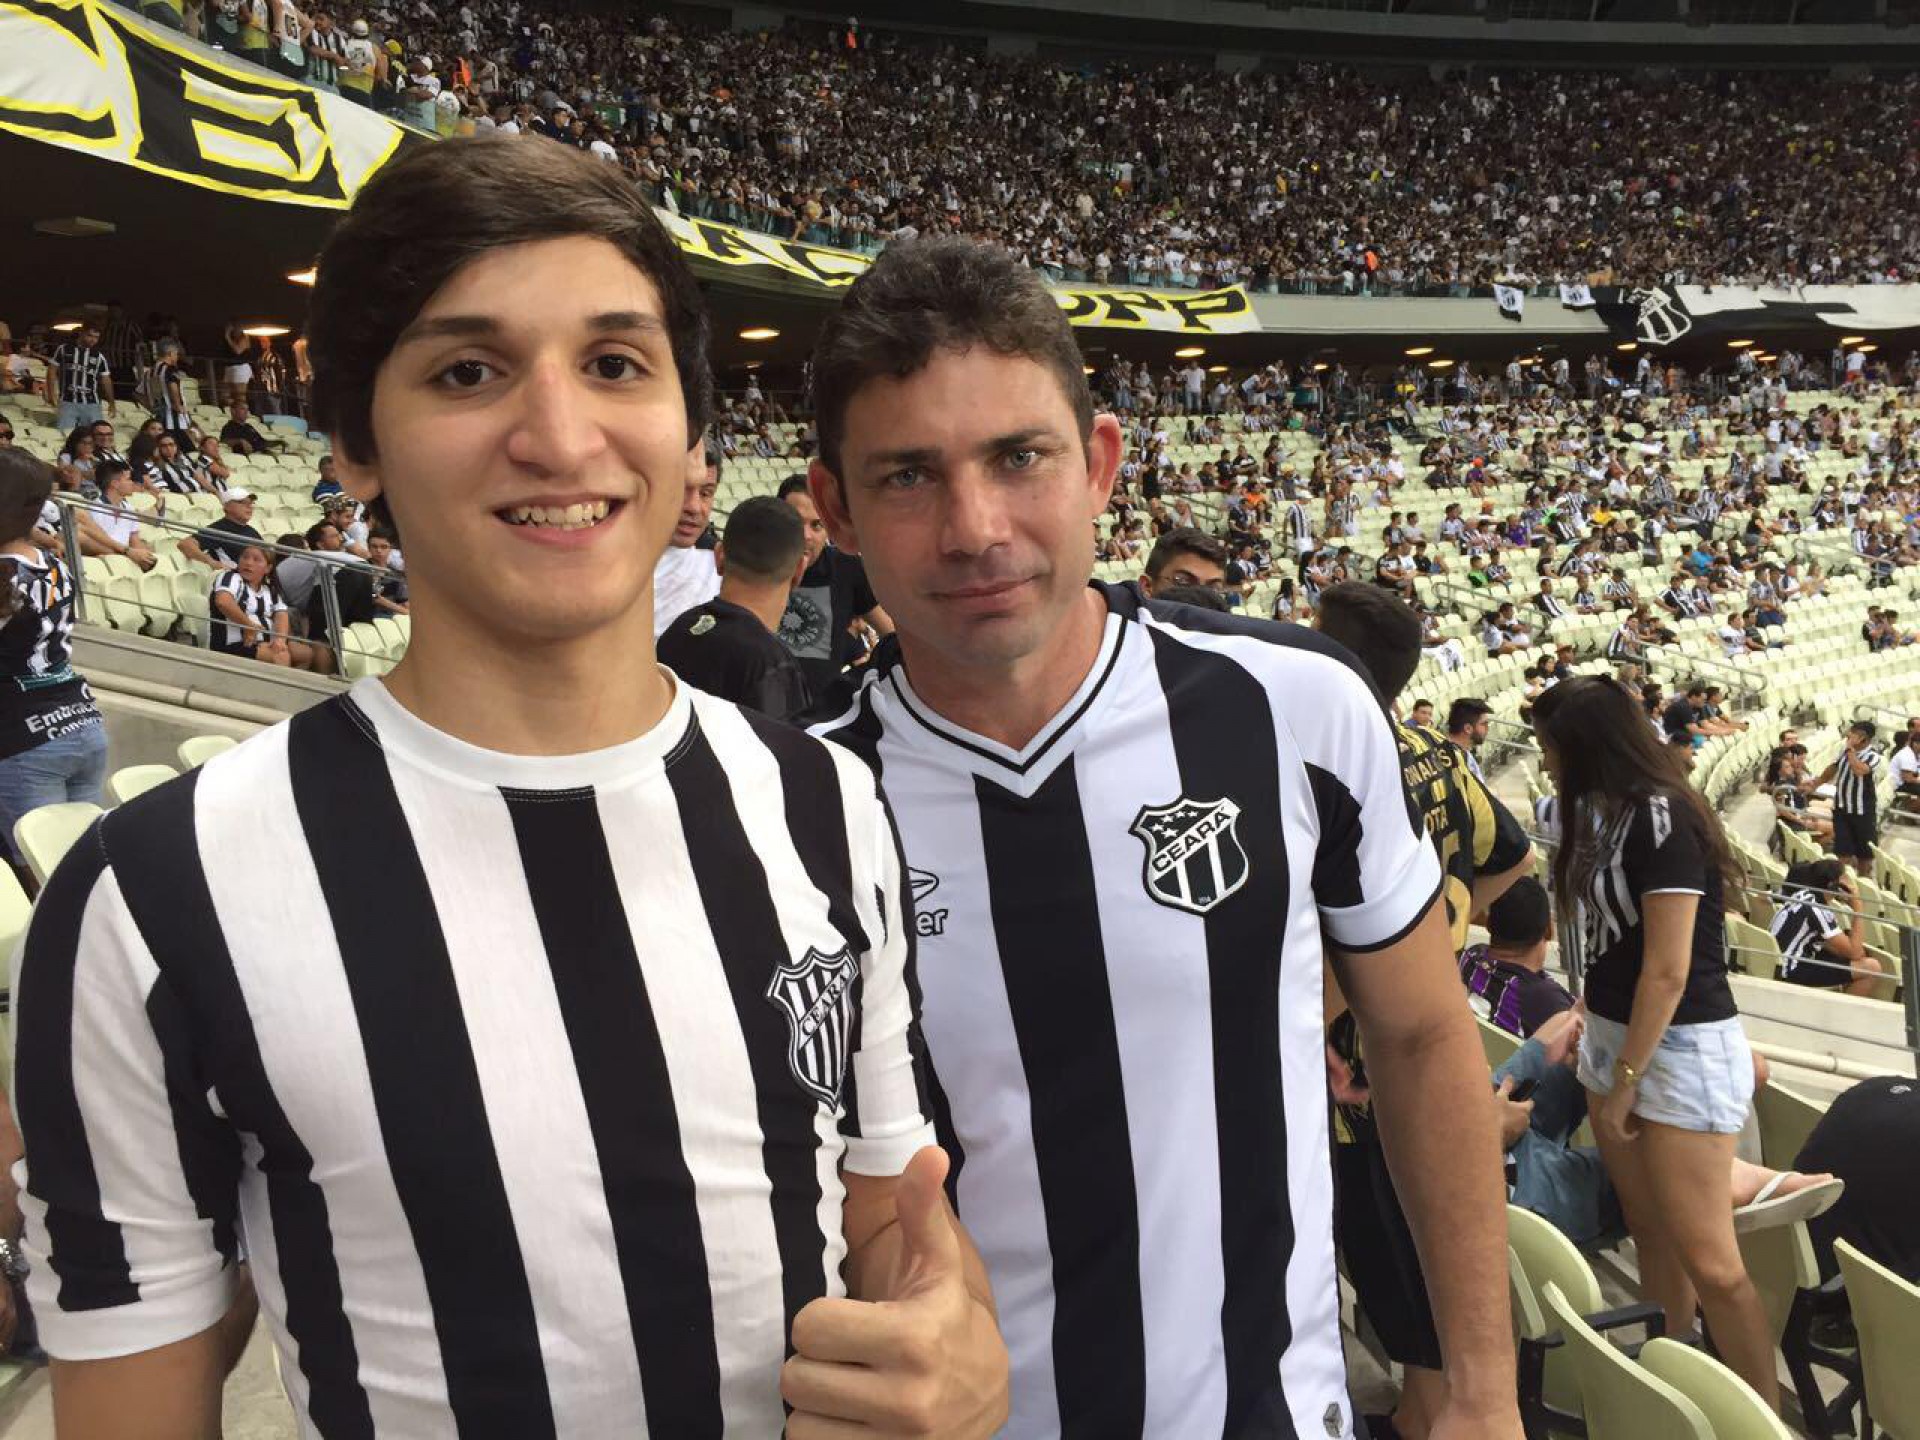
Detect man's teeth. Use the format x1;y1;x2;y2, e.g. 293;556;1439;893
503;500;612;529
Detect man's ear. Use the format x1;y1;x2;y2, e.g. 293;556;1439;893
789;550;809;591
334;446;384;511
808;459;856;555
1083;412;1124;521
713;541;727;580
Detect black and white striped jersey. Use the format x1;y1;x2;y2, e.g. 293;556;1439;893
1769;896;1841;982
150;361;190;432
811;583;1442;1440
51;343;110;405
0;549;100;759
144;457;202;495
11;679;933;1436
208;571;284;652
1833;746;1882;817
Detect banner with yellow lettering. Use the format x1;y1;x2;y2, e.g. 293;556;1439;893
0;0;1259;333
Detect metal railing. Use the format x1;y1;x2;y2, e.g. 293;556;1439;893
52;495;397;674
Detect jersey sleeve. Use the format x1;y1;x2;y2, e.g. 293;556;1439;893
1624;794;1707;898
836;768;936;1176
1465;765;1531;877
9;827;242;1360
1299;660;1443;952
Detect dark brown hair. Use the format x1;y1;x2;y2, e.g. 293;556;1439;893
1144;526;1227;581
1314;580;1422;703
1531;675;1740;917
0;449;57;624
808;236;1092;479
307;135;712;481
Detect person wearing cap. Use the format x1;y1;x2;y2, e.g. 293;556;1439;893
323;493;371;558
179;488;265;571
339;17;380;104
399;54;439;129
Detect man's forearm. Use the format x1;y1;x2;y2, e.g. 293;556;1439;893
1360;1007;1515;1406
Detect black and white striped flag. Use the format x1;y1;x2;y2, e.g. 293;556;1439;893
1494;284;1525;321
1558;283;1596;310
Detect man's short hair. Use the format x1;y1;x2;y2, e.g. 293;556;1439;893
1850;720;1877;742
1143;527;1226;582
776;473;810;500
719;496;805;583
807;236;1093;480
1447;697;1492;734
702;432;724;481
96;458;131;486
305;521;337;546
1315;581;1421;702
1487;876;1551;950
307;136;711;473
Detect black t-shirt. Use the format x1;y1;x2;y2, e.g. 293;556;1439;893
1661;697;1700;740
1795;1076;1920;1284
221;419;272;452
196;517;264;567
1577;793;1734;1026
777;548;876;695
660;600;811;721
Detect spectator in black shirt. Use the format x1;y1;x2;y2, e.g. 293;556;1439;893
218;398;281;455
179;488;264;570
659;496;811;720
1795;1076;1920;1285
1532;677;1780;1412
776;474;892;696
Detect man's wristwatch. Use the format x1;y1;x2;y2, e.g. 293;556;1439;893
1613;1058;1643;1090
0;1237;26;1281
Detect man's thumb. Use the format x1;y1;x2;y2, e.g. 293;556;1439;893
895;1145;959;1276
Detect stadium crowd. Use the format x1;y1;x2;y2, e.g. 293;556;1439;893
142;0;1920;289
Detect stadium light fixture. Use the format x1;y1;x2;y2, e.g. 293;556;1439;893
1839;335;1866;345
1083;365;1096;375
1207;365;1228;374
1312;362;1330;372
1428;359;1456;369
49;321;83;332
1173;346;1206;359
1615;342;1638;352
1857;343;1879;353
286;268;317;286
739;327;780;341
242;325;292;338
1403;346;1434;357
1726;339;1754;348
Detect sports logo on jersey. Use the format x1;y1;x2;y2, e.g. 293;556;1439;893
765;945;859;1109
908;867;948;937
1130;796;1249;915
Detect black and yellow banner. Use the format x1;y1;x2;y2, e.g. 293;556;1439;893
0;0;1259;332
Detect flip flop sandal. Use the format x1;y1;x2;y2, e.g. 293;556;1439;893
1733;1174;1845;1234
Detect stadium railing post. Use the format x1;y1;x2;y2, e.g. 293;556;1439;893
1903;923;1920;1058
59;505;89;625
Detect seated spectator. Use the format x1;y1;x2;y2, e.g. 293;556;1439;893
142;430;210;497
273;520;350;622
1458;877;1575;1038
658;496;811;720
367;533;408;615
1795;1075;1920;1284
312;453;342;501
180;488;264;570
1890;729;1920;814
73;460;156;571
218;398;280;455
1770;860;1885;997
1136;527;1227;599
193;436;234;492
209;544;318;669
322;493;371;558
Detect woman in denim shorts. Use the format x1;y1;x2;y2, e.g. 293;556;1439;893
1532;678;1780;1414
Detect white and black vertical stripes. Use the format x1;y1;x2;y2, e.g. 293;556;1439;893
1835;748;1881;816
11;680;934;1437
1770;898;1840;980
52;344;109;405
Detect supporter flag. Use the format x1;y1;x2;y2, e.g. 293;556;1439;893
1559;283;1596;310
1494;284;1526;322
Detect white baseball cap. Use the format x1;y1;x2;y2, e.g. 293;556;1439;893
221;487;255;503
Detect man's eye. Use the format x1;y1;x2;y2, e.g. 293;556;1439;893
591;354;643;381
1005;448;1040;471
437;360;494;388
885;469;927;490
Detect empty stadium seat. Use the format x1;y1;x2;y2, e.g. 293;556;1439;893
1834;1239;1920;1440
178;734;239;769
14;801;105;886
1542;1282;1715;1439
108;764;179;804
1636;1339;1792;1438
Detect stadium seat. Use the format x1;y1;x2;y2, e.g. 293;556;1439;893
1834;1239;1920;1440
1753;1084;1826;1174
108;764;178;804
1508;1206;1663;1436
0;865;32;981
1637;1338;1790;1438
1541;1282;1711;1439
14;801;105;886
177;734;238;769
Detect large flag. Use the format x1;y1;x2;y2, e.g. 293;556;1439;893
1494;284;1526;321
1559;282;1596;310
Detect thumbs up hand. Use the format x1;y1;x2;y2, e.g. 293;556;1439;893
783;1146;1010;1438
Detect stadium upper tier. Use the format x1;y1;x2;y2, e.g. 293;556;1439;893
347;11;1917;289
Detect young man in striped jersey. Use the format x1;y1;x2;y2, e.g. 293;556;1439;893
1819;720;1885;870
12;138;1006;1439
807;237;1519;1440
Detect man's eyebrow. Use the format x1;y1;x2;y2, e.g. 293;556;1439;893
396;311;666;345
861;427;1059;470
